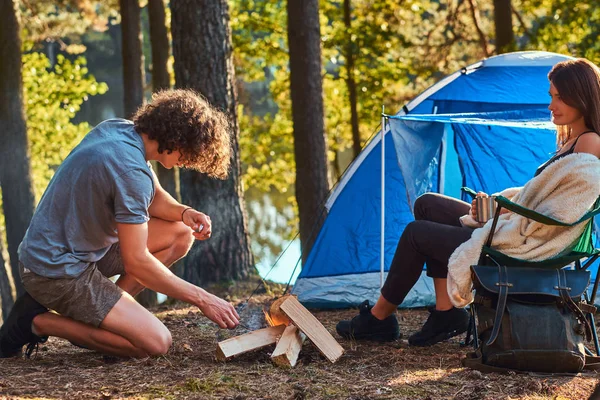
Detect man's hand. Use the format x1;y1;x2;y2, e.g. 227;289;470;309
198;293;240;329
182;208;212;240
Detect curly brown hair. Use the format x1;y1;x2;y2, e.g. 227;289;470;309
132;89;232;179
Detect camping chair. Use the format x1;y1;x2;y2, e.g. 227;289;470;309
461;187;600;357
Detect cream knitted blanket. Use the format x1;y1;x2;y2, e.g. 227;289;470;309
447;153;600;307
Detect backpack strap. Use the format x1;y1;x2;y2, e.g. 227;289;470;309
556;269;593;341
462;349;514;374
486;265;512;345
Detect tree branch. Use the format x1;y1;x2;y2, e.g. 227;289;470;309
467;0;490;57
511;4;530;41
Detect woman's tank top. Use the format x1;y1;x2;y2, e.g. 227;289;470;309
534;131;598;177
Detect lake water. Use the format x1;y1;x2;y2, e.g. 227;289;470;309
254;238;301;285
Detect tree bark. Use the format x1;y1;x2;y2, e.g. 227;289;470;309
287;0;329;263
0;242;13;322
119;0;145;118
344;0;361;158
148;0;170;92
171;0;253;284
493;0;514;54
0;0;36;297
148;0;179;202
121;0;153;306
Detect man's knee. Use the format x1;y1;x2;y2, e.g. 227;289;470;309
172;222;194;259
141;326;172;356
103;296;173;356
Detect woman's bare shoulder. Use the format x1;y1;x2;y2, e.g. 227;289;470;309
574;131;600;158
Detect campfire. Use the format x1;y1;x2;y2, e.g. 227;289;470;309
216;295;344;367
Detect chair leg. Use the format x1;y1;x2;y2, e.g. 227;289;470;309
591;260;600;305
588;313;600;356
586;347;595;356
584;291;600;356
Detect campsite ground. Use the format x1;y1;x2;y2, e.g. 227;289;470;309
0;277;598;400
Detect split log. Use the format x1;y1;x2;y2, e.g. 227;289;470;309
216;325;286;361
279;296;344;363
271;324;306;368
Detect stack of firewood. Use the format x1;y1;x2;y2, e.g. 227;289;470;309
216;295;344;367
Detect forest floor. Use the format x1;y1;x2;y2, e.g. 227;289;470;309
0;276;598;400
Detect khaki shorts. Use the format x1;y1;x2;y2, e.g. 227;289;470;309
20;243;125;327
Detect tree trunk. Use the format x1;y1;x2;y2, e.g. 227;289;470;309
344;0;361;158
493;0;514;54
121;0;153;306
0;242;13;322
287;0;329;263
148;0;179;202
0;0;36;297
120;0;145;118
148;0;170;92
171;0;253;284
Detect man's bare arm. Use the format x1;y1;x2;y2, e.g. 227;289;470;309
147;169;187;221
147;169;212;239
117;221;239;328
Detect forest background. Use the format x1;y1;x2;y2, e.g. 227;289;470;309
0;0;598;322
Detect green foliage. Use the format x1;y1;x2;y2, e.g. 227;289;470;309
231;0;292;191
23;49;108;201
20;0;119;53
232;0;496;194
232;0;498;253
515;0;600;62
14;0;599;270
231;0;600;264
232;0;298;247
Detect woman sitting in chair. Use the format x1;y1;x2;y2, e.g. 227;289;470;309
336;58;600;346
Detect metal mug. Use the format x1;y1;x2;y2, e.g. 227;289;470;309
475;194;496;223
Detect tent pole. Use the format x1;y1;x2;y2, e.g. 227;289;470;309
380;107;385;289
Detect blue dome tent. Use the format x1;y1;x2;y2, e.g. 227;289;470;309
291;51;595;308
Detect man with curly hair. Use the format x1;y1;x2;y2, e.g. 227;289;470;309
0;89;240;358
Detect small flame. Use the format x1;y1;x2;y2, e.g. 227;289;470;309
264;310;275;327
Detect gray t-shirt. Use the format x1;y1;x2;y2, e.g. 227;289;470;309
18;119;155;278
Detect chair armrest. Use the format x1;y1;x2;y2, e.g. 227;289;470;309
461;187;478;199
461;186;598;226
494;196;591;227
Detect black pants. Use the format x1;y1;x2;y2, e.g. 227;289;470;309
381;193;474;305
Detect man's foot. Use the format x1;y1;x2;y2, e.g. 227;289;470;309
0;292;49;358
408;307;469;347
336;300;401;342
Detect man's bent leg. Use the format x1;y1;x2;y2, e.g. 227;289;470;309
32;293;171;358
22;261;171;357
115;217;194;296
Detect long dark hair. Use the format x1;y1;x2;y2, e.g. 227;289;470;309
548;58;600;148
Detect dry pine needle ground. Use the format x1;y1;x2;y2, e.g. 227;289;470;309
0;279;598;400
